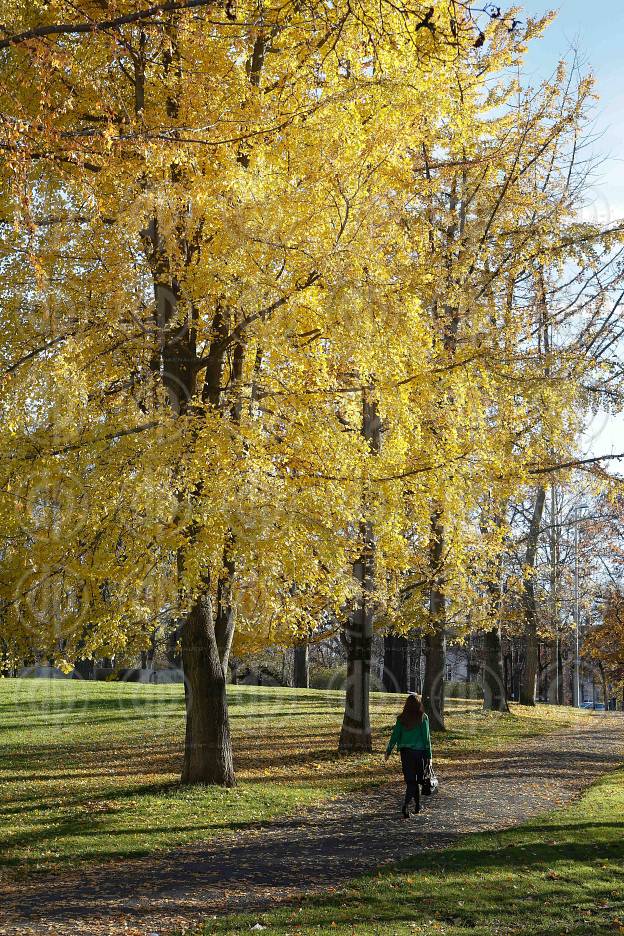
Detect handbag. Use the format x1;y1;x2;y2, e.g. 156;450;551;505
421;761;438;796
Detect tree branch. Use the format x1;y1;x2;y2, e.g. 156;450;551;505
3;422;160;463
529;453;624;475
0;0;214;51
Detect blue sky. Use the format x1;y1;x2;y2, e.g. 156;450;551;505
522;1;624;223
519;1;624;459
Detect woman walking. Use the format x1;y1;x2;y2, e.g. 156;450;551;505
385;693;433;817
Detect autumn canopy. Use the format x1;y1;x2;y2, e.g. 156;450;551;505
1;1;622;784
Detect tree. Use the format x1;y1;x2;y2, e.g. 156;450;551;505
480;508;510;712
396;44;624;722
339;392;380;753
0;0;493;781
293;640;309;689
518;486;547;705
2;1;623;786
583;590;624;699
382;634;410;693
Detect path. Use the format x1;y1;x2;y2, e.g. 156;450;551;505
1;716;622;936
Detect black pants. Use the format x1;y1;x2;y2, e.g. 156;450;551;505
400;748;427;807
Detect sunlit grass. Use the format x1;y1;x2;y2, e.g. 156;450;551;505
201;768;624;935
0;677;595;879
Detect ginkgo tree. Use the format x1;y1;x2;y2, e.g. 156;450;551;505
0;0;513;783
363;30;624;728
1;0;622;786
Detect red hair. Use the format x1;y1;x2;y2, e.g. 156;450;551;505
399;693;425;730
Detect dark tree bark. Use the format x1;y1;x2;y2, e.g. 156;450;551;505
165;618;184;668
556;639;564;704
482;530;509;712
520;624;539;706
520;277;552;707
483;625;509;712
419;170;462;733
339;392;379;754
74;657;95;680
519;486;547;706
293;641;309;689
423;509;447;731
466;637;475;681
178;330;238;784
547;482;562;705
382;634;409;693
512;640;523;701
138;22;237;785
479;506;509;712
339;599;373;752
547;639;558;704
423;629;446;732
409;637;422;693
146;269;237;784
561;658;572;706
598;662;608;707
503;647;511;700
539;642;554;702
181;591;235;786
140;630;157;671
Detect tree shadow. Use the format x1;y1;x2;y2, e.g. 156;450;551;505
5;806;623;926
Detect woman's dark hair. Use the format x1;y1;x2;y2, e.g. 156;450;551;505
398;693;425;729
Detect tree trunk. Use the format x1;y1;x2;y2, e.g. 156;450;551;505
293;641;309;689
503;648;511;701
339;392;379;753
338;612;373;753
74;657;94;680
140;23;242;787
409;637;422;693
539;643;548;701
382;634;409;693
562;658;572;706
182;591;235;786
519;486;546;706
547;638;562;704
423;509;446;731
557;641;565;704
482;547;509;712
520;626;540;707
166;619;184;668
598;662;608;707
482;625;509;712
423;629;446;732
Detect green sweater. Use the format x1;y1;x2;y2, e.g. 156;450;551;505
386;715;432;758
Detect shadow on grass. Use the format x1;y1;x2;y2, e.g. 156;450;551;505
3;722;608;799
6;808;624;927
205;830;624;934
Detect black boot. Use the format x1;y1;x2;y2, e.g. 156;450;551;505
402;799;411;819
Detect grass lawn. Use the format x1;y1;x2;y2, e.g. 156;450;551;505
0;678;595;880
200;768;624;936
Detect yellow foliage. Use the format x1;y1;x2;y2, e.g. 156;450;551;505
0;1;618;664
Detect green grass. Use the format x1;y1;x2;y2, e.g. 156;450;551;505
199;769;624;936
0;677;595;881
